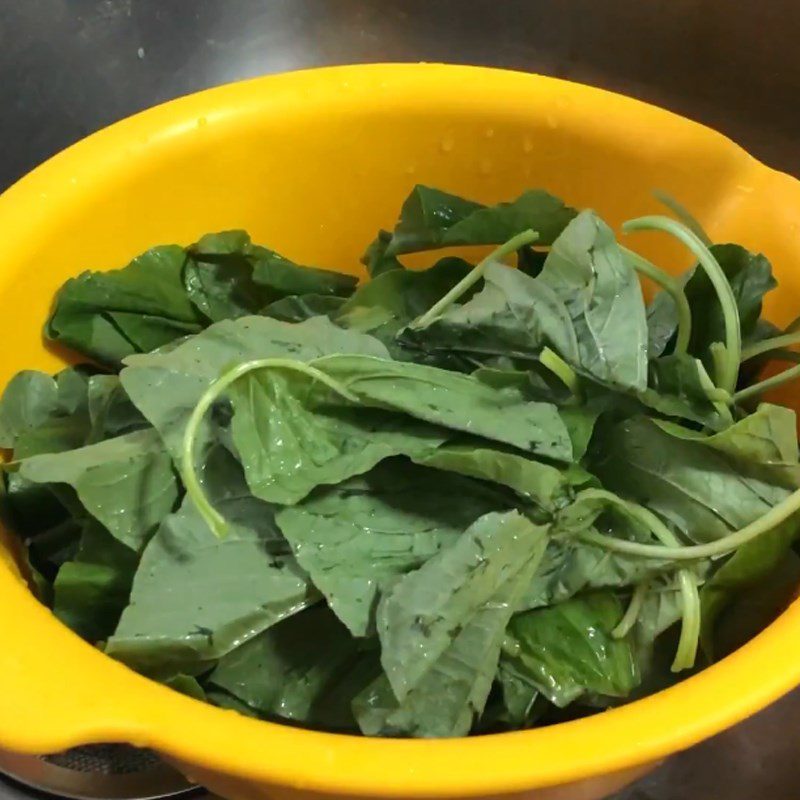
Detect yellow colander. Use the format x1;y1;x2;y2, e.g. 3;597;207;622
2;64;800;800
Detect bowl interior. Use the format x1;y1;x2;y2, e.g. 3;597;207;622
2;64;800;798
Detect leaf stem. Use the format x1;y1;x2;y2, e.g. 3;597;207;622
672;571;701;672
741;331;800;362
612;581;649;638
695;353;734;427
621;246;692;355
652;190;712;246
733;363;800;404
409;229;539;329
181;357;358;538
577;489;700;668
539;346;580;396
708;344;732;397
623;215;741;394
577;485;800;560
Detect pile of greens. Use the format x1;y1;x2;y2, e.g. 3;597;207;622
4;185;800;738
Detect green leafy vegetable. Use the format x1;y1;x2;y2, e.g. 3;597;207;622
361;230;404;277
357;511;548;737
411;443;578;512
185;231;357;323
210;605;379;730
338;257;474;358
227;365;446;506
0;368;93;457
500;592;640;707
120;315;389;459
45;245;205;366
540;211;648;391
261;294;347;323
5;186;800;741
398;261;578;371
383;186;576;255
16;428;178;551
315;355;575;462
646;243;774;366
53;521;138;642
590;410;799;544
106;448;315;675
275;459;511;636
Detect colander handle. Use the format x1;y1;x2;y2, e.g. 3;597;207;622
0;552;153;753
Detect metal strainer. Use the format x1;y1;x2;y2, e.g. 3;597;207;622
0;745;198;800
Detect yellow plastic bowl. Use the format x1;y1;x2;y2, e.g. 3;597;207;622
2;64;800;800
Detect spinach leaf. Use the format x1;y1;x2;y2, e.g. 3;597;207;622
0;371;59;448
357;511;548;737
361;230;404;277
590;409;799;544
24;518;83;580
539;211;648;391
472;365;573;405
17;428;178;551
316;355;574;462
398;262;579;370
640;353;730;430
274;459;511;636
45;245;205;366
338;257;474;356
185;231;357;323
53;521;138;642
699;516;799;656
384;186;576;255
496;660;542;727
710;548;800;659
647;244;775;360
261;294;347;323
184;231;275;322
86;375;149;443
120;316;389;459
210;605;379;730
0;368;93;456
411;443;578;512
228;369;446;505
250;246;357;299
165;674;207;701
520;536;668;611
501;592;639;707
106;448;315;676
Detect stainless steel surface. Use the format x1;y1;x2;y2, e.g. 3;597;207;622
0;1;798;798
0;748;194;800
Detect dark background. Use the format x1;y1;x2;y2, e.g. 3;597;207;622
1;1;799;798
3;0;800;191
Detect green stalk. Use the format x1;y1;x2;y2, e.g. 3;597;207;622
623;215;741;394
741;331;800;362
578;484;800;560
540;346;580;396
409;229;538;329
578;489;700;669
697;342;733;425
673;571;701;671
733;363;800;404
621;246;692;355
653;190;713;246
709;342;728;390
181;357;358;538
612;581;649;639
